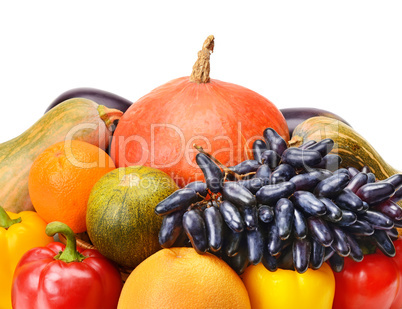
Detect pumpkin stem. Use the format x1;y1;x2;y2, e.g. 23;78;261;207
0;205;21;229
189;35;214;83
97;105;124;130
46;221;87;263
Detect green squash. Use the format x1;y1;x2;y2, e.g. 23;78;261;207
86;166;178;268
289;116;401;208
0;98;122;213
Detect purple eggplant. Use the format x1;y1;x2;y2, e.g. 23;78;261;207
46;87;132;113
280;107;351;136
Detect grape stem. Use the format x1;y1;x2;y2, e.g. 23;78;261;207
193;144;242;181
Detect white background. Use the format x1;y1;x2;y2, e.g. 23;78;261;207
0;1;401;170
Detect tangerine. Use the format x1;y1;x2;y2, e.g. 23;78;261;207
117;247;251;309
28;140;115;233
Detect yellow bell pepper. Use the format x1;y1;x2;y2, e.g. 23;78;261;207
241;262;335;309
0;206;53;309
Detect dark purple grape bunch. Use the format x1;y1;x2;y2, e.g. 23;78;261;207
154;127;402;275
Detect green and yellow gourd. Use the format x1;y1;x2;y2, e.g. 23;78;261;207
289;116;401;206
0;98;122;213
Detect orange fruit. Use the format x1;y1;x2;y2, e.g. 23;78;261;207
117;247;251;309
28;140;115;233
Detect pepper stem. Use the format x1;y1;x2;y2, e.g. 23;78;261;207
46;222;86;263
189;35;214;84
0;206;21;229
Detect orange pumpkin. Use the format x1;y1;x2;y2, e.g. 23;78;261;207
111;35;289;187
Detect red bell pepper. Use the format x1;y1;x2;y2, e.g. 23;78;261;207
333;237;402;309
11;221;123;309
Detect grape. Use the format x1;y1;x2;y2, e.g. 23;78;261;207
329;224;350;257
358;210;394;230
293;208;308;239
320;197;343;222
281;148;322;169
345;220;374;236
222;181;256;208
159;210;185;248
332;168;349;176
366;172;376;183
267;224;282;256
382;173;402;190
358;201;369;213
185;181;208;197
361;166;372;173
328;253;344;273
252;139;269;164
372;229;396;257
298;140;317;149
204;206;224;252
263;128;287;156
275;198;294;240
345;233;363;262
289;169;332;191
347;167;360;178
219;200;244;233
310;239;325;270
183;209;208;254
313;154;342;171
155;188;199;216
258;205;275;223
262;247;278;272
374;200;402;221
293;237;311;274
345;172;368;193
324;247;335;262
356;182;396;205
156;126;402;275
314;173;350;198
223;239;249;275
237;178;267;194
256;181;296;205
247;226;264;265
270;164;296;184
387;227;399;240
291;191;327;216
223;228;243;257
307;217;334;247
391;187;402;203
254;164;271;180
335;210;357;226
333;189;364;212
241;206;258;230
228;160;260;175
195;153;223;193
307;138;334;157
260;150;281;169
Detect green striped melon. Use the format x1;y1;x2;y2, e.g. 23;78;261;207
86;166;178;269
